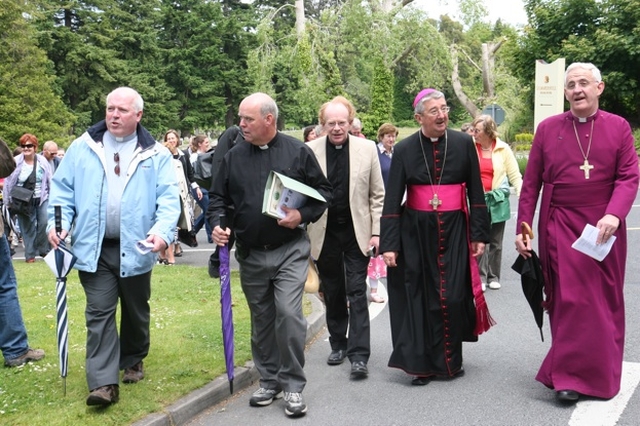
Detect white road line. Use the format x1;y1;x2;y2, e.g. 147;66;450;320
568;361;640;426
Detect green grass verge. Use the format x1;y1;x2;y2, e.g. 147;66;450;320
1;261;310;425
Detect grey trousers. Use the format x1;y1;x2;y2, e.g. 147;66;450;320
236;233;309;393
78;240;151;390
479;220;506;284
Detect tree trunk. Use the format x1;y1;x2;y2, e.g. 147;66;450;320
451;45;480;118
295;0;305;37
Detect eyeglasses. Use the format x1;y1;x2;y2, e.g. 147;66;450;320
425;106;450;117
325;120;350;128
566;79;597;90
472;128;483;134
21;144;35;149
114;152;120;176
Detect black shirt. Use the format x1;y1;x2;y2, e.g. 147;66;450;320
326;138;351;224
208;132;332;247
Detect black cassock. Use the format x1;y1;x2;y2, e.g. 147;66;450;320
380;129;490;377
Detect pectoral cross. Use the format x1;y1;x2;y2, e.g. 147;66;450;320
579;159;594;179
430;194;442;210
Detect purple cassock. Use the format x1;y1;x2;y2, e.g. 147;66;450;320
517;109;639;399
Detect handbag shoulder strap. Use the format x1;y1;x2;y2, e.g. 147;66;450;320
23;158;38;189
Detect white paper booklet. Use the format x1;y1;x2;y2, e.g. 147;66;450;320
571;223;616;262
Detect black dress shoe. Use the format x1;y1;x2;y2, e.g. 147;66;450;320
350;361;368;379
411;376;432;386
327;349;347;365
557;390;579;403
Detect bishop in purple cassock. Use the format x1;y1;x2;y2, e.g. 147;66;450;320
516;62;639;403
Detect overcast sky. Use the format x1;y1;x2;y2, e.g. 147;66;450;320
419;0;528;26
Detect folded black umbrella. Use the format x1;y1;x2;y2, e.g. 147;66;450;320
511;222;545;341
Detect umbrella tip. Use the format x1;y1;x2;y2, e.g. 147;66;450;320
229;380;234;395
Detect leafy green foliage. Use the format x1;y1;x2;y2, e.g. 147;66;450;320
515;0;640;125
0;0;75;144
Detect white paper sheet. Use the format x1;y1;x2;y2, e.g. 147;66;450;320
571;223;616;262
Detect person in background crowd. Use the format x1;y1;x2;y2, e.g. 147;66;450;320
188;135;213;243
303;125;317;142
472;115;522;291
47;86;180;406
460;123;474;135
4;133;52;262
0;136;46;367
350;117;365;138
515;62;639;404
42;140;60;172
159;129;201;264
56;148;65;159
209;92;332;417
307;96;385;380
380;88;491;386
366;122;398;304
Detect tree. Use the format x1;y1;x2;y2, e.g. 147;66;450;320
0;0;75;144
34;0;128;134
514;0;640;125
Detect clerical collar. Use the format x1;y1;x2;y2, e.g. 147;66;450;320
327;136;349;150
571;110;598;123
259;144;269;150
107;131;137;143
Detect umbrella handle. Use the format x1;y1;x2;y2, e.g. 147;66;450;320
55;205;62;235
521;222;534;240
219;214;227;231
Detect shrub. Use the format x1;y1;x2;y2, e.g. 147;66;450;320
517;155;528;177
633;128;640;156
515;133;534;144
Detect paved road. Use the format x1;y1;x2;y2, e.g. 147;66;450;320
183;194;640;426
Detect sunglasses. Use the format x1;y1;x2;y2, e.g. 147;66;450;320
21;144;36;149
114;152;120;176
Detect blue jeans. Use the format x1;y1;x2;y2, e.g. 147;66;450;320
17;198;50;259
0;234;30;361
193;186;212;242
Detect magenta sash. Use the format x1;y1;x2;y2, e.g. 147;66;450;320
406;184;465;211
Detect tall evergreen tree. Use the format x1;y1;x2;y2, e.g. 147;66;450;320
159;0;228;134
0;0;74;144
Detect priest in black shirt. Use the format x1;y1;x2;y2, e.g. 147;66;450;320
208;92;331;418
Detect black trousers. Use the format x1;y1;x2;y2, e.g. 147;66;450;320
316;221;370;363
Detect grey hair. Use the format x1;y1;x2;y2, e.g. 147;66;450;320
565;62;602;84
414;90;446;115
107;87;144;112
258;93;279;121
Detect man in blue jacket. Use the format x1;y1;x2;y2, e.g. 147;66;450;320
47;87;180;406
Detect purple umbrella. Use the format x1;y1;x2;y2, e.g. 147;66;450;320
218;214;234;394
44;206;77;395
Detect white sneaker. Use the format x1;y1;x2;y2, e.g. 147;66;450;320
284;392;307;417
481;282;487;292
249;387;283;406
488;282;501;290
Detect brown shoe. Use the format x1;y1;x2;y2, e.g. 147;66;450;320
122;361;144;384
4;348;45;367
86;385;119;406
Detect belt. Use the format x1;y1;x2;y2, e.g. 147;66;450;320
239;233;299;251
250;241;288;251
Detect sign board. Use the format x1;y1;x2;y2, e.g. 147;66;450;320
482;104;506;125
534;58;565;132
